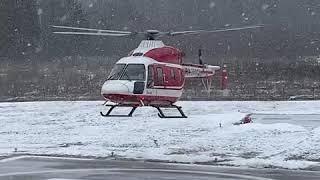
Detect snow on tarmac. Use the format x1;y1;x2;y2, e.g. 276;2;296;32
0;101;320;169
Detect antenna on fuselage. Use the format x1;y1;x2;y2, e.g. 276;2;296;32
198;47;203;65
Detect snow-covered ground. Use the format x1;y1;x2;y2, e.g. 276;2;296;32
0;101;320;169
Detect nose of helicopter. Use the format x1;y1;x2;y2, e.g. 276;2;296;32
101;81;133;96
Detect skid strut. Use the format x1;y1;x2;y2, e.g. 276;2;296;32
100;104;137;117
100;103;187;118
152;104;188;118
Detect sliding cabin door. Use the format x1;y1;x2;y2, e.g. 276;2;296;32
153;65;183;89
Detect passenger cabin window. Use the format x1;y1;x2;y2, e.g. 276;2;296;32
147;65;154;88
176;69;182;84
170;68;175;80
119;64;145;81
155;67;164;86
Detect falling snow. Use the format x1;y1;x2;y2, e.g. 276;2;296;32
209;2;216;8
262;4;270;11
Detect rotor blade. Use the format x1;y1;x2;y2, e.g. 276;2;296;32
53;31;133;37
52;25;132;34
169;25;264;36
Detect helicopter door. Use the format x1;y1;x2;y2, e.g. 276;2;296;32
147;65;154;88
154;65;180;88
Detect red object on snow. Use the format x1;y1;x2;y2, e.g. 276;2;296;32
242;114;253;124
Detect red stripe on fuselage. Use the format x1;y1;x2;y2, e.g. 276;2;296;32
103;94;179;106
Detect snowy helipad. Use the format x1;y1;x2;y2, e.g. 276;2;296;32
1;155;320;180
0;101;320;170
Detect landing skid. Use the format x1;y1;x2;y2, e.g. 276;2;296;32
152;105;188;118
100;104;137;117
100;103;187;118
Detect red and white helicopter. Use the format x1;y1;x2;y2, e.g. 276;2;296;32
53;25;263;118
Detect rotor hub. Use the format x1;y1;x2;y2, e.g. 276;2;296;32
145;30;161;40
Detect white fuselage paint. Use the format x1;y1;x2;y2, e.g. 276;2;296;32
101;56;184;99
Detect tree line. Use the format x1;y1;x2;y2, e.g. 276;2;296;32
0;56;319;101
1;0;320;60
1;0;320;101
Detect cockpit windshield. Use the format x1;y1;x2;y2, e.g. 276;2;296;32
120;64;145;81
108;64;145;81
107;64;126;80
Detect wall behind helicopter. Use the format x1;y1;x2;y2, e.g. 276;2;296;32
0;0;320;101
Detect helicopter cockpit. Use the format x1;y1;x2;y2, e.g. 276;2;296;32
108;64;146;81
103;63;147;96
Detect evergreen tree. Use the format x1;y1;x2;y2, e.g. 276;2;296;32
0;0;40;59
0;0;12;57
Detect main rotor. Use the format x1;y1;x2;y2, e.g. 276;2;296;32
52;25;264;40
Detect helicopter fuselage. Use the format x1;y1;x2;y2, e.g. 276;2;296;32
101;42;185;106
101;60;184;106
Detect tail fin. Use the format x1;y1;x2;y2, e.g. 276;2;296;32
198;48;203;65
221;65;228;90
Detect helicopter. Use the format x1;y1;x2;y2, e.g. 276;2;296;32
52;24;263;118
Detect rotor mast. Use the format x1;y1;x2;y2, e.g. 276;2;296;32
145;30;161;40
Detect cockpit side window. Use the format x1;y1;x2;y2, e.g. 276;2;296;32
107;64;126;80
120;64;145;81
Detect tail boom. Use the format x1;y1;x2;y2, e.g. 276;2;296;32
182;63;220;78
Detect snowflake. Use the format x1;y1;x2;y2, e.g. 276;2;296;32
209;2;216;8
262;4;270;11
